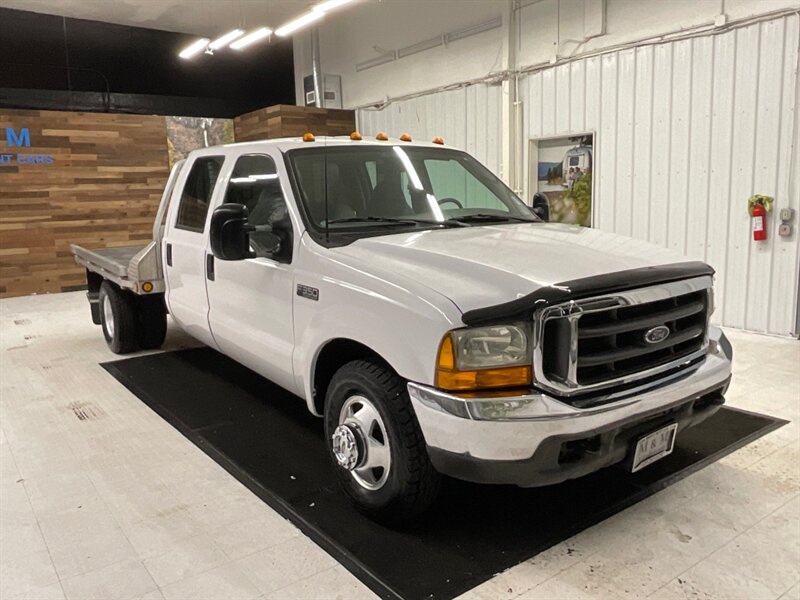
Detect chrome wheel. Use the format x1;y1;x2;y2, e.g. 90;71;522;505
335;395;391;491
102;294;115;338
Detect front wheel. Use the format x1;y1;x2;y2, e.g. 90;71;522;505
324;360;441;523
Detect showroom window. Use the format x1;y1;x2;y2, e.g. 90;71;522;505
224;154;289;252
175;156;224;232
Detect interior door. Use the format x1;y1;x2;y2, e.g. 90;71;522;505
163;154;225;348
205;152;297;393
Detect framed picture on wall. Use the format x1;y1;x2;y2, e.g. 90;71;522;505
528;134;594;227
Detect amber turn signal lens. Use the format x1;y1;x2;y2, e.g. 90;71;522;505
376;132;389;141
432;137;445;145
399;133;412;142
302;132;315;142
350;131;362;140
141;281;153;293
434;335;532;391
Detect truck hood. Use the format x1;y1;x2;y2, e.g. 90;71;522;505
330;223;691;315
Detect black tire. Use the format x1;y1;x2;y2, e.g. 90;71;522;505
98;281;138;354
324;359;441;523
136;294;167;350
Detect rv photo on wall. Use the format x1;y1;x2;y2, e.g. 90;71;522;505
533;134;593;227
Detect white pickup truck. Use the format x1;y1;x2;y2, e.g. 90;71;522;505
72;135;732;522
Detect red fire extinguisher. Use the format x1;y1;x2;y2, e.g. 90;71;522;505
748;194;773;242
752;202;767;241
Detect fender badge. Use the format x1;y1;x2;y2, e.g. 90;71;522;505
297;284;319;301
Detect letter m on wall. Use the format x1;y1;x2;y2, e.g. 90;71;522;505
5;127;31;148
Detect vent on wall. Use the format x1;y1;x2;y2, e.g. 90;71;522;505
355;16;502;72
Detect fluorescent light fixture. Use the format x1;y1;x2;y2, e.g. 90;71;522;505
179;38;210;59
251;174;279;180
313;0;353;12
209;29;245;50
230;27;272;50
275;11;324;37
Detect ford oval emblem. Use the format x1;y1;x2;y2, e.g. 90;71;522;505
644;325;670;345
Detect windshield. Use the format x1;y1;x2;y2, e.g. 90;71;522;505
287;145;537;231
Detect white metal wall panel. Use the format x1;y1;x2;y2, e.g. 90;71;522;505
356;83;504;175
520;15;800;336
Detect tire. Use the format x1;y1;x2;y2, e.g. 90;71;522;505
98;281;138;354
136;294;167;350
324;359;441;523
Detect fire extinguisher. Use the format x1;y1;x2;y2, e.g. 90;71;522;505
748;194;774;242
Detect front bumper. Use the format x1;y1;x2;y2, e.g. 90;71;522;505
408;326;732;487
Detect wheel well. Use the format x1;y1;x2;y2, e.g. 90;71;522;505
313;339;386;415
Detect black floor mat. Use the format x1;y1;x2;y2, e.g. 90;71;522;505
102;348;786;600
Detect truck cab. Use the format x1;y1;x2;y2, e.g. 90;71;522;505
73;135;732;522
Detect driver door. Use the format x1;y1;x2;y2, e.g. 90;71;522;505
205;152;297;394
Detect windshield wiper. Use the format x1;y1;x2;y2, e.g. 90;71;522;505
444;213;536;224
326;216;468;228
326;216;422;226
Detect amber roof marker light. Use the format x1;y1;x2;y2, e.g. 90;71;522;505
432;137;445;145
350;131;363;140
375;132;389;141
400;133;412;142
302;132;316;142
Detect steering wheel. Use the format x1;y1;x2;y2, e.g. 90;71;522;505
437;197;464;209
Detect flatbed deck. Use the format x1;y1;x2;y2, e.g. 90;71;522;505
71;241;164;294
71;245;145;278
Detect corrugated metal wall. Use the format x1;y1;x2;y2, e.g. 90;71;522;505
357;83;505;176
521;15;800;335
356;15;800;336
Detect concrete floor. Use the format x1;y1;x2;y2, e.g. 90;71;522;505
1;291;798;600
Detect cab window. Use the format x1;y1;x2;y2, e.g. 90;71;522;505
175;156;224;232
224;154;291;256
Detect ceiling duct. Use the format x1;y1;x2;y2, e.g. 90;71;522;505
397;36;443;59
356;51;397;72
445;16;503;44
356;15;502;72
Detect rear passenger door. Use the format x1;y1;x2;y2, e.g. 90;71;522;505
163;154;225;348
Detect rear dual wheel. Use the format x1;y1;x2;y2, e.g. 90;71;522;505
98;282;166;354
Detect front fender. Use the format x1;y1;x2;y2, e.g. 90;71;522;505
292;240;463;414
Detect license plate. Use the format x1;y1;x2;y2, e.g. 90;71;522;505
631;423;678;473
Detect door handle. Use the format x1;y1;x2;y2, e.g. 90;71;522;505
206;253;215;281
166;243;173;267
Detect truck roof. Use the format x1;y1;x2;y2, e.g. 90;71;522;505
187;135;450;158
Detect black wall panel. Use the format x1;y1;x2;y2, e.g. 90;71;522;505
0;7;295;117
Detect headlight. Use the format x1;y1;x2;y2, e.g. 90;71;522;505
435;324;533;392
451;324;530;369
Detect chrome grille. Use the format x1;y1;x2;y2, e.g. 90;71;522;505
533;277;712;397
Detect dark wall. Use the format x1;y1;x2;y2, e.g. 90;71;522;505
0;7;295;118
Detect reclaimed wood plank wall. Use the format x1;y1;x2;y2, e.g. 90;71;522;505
0;109;169;297
234;104;355;141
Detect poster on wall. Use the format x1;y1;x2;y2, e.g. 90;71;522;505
533;134;593;226
165;117;235;166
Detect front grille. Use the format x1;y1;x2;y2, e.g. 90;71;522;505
537;277;711;396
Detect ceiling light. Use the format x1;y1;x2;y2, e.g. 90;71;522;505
179;38;210;59
209;29;245;50
230;27;272;50
275;11;324;37
313;0;354;12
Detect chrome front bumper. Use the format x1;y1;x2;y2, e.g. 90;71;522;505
408;326;732;484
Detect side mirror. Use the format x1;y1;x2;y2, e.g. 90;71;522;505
532;192;550;222
210;204;256;261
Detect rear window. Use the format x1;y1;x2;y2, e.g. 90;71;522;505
175;156;224;232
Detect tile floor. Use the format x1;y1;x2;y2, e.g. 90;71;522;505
1;291;798;600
